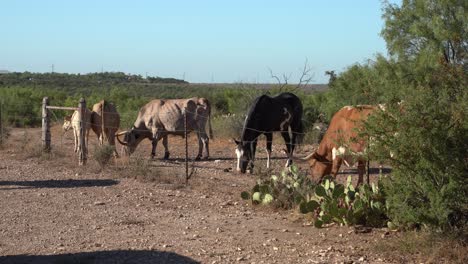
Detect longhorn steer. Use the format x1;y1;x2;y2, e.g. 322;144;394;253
91;100;120;157
299;105;377;186
116;97;213;160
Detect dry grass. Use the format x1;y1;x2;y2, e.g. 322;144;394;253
92;145;115;169
375;230;468;263
111;155;188;188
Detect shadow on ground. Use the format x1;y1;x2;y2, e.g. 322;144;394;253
0;179;119;190
0;250;199;264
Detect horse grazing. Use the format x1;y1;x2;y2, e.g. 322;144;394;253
234;92;304;173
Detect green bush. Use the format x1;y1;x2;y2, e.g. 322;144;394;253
365;86;467;231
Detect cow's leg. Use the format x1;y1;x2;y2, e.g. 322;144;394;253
265;133;273;169
162;135;170;160
357;160;365;186
109;130;119;158
151;136;158;159
198;130;210;160
73;128;78;153
85;128;90;155
281;131;292;167
331;157;343;182
195;132;203;160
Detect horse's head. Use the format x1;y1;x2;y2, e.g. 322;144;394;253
233;139;254;173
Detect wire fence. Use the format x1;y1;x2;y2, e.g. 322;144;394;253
0;97;344;183
0;99;321;163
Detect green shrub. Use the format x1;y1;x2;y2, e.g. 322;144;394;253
365;87;468;231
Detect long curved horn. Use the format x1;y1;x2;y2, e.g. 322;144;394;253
115;131;128;136
115;131;128;146
300;152;316;161
283;148;316;162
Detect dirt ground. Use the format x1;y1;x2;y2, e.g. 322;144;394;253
0;126;414;263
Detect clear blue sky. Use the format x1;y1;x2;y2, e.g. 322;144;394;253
1;0;398;84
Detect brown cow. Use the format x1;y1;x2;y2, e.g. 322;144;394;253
91;100;120;157
299;105;379;185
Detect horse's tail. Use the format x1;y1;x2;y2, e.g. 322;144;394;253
295;119;305;145
293;97;305;145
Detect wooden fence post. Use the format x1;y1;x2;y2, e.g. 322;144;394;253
78;98;87;165
42;97;51;152
0;99;3;145
184;110;189;183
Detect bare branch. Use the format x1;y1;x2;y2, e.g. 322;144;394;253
269;68;288;90
296;59;314;89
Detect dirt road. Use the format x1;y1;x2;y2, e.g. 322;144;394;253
0;127;397;263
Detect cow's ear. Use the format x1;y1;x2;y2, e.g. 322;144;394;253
232;138;241;145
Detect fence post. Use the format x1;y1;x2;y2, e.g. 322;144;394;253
0;99;3;145
184;110;189;183
42;97;51;152
78;98;87;165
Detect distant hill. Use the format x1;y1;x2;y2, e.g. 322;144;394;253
0;71;188;87
0;71;328;93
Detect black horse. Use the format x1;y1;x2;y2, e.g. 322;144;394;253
234;92;304;173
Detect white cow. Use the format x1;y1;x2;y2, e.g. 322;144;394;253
63;109;92;154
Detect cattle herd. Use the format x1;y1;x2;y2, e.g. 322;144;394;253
63;93;380;185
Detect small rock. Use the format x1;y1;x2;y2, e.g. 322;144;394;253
94;201;105;206
273;247;279;251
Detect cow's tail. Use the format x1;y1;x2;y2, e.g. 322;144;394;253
101;100;106;145
207;100;214;140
